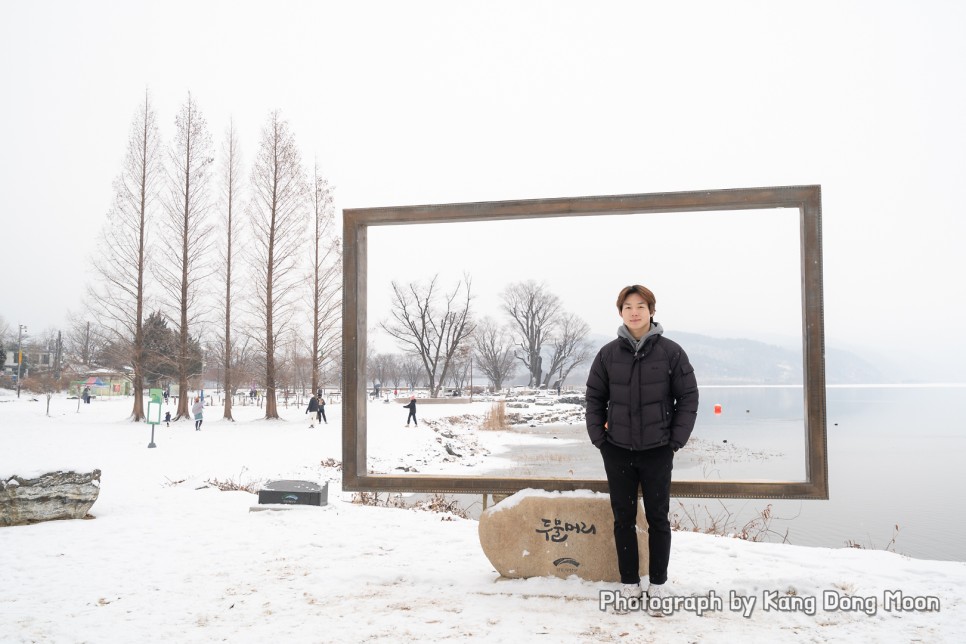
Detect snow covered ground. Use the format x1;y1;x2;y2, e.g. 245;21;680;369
1;390;964;643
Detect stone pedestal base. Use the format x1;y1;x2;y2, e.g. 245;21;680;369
478;489;648;582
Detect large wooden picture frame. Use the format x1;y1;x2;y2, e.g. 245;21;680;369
342;185;828;499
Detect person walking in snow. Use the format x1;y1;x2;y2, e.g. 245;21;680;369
585;284;699;615
306;394;321;427
192;396;204;431
403;395;418;427
318;396;327;424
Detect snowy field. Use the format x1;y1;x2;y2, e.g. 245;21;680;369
2;390;965;643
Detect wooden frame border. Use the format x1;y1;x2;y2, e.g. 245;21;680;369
342;185;828;499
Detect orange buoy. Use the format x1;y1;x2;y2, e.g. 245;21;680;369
713;403;722;415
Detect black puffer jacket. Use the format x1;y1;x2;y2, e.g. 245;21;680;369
585;326;699;450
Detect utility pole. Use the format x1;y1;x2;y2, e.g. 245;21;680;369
54;330;63;380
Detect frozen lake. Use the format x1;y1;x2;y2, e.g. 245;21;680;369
480;385;966;562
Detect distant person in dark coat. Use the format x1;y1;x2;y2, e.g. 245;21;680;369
403;396;418;427
319;396;327;424
306;395;321;427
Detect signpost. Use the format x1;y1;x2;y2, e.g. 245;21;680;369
147;388;163;448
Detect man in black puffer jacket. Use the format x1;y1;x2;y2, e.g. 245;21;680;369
585;284;698;614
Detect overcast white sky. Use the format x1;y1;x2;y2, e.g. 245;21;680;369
2;1;964;378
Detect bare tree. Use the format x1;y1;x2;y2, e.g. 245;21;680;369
23;372;71;417
541;312;592;389
448;345;472;392
501;280;561;387
291;331;316;393
381;274;475;397
215;118;244;420
320;343;343;391
400;354;422;390
384;353;403;389
64;312;108;370
367;353;392;394
221;335;258;403
366;353;403;393
88;90;164;421
248;111;308;419
157;92;215;419
473;316;517;391
308;163;341;395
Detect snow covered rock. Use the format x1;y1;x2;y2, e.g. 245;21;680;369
0;470;101;527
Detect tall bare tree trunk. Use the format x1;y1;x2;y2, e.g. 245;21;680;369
219;119;243;421
249;111;307;420
89;89;163;421
158;93;214;421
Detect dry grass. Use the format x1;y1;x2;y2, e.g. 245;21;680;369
205;477;260;493
846;523;901;552
481;401;507;430
350;492;471;519
670;501;793;543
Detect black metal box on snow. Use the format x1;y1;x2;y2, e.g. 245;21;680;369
257;480;328;506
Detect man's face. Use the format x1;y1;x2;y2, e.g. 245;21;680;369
620;292;652;338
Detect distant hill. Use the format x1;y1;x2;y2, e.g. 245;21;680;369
555;331;884;387
672;331;881;385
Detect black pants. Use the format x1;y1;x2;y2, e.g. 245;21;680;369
600;442;674;585
407;410;417;425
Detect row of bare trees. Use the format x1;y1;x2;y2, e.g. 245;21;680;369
84;91;341;421
10;98;587;413
377;277;592;396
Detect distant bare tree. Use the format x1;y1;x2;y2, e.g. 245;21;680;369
384;353;403;389
23;372;71;417
275;329;301;396
223;335;258;400
400;354;423;390
318;343;342;391
88;90;164;421
501;280;561;387
291;332;316;393
366;353;403;392
157;92;215;419
381;274;475;397
248;111;308;419
448;345;471;392
473;317;517;391
64;313;108;370
215;118;244;420
367;353;393;394
542;312;592;389
308;163;341;395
